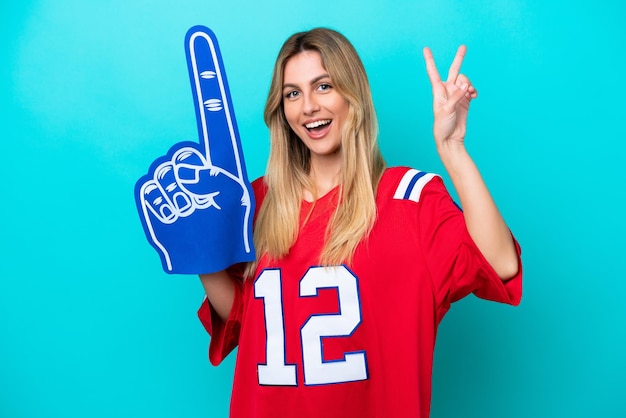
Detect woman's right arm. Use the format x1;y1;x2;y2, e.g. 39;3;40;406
199;270;236;323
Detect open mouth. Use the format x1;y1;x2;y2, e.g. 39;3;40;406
305;119;331;132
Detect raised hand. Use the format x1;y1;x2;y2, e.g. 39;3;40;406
134;26;255;274
423;45;478;147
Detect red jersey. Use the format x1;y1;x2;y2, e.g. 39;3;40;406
198;166;522;417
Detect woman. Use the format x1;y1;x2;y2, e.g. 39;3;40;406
198;28;522;418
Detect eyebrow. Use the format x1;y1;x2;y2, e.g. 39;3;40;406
282;74;330;90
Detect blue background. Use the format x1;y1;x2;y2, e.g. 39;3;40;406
1;0;625;417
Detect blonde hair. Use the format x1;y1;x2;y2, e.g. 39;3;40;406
250;28;385;275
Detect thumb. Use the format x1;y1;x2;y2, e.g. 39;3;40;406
442;83;469;113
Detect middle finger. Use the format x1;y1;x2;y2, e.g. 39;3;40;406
446;45;467;83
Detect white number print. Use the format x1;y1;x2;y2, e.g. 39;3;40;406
254;266;368;386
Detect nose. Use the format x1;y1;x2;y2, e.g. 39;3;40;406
302;92;320;115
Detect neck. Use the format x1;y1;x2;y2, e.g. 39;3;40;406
304;154;342;201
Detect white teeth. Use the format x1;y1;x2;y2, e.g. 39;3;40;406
305;120;331;129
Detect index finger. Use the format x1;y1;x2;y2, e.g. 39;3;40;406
185;26;245;181
422;47;442;85
446;45;467;83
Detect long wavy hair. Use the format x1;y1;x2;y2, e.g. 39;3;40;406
249;27;385;275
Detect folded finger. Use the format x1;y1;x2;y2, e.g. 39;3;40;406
139;178;177;224
456;74;477;99
155;162;194;217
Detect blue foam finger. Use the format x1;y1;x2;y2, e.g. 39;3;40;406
134;26;256;275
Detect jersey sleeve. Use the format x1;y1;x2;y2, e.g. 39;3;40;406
414;174;522;316
197;264;245;366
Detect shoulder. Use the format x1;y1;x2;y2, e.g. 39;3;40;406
252;176;267;196
251;176;266;193
378;166;444;204
251;176;268;210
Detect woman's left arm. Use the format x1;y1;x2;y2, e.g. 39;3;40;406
423;45;518;280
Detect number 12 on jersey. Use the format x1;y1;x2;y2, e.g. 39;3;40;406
254;266;369;386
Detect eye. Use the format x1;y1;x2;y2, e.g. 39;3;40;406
317;83;332;92
284;90;299;100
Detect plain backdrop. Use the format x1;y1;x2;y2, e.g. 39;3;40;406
1;0;625;417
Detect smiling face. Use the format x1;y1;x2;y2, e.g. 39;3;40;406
282;50;350;171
